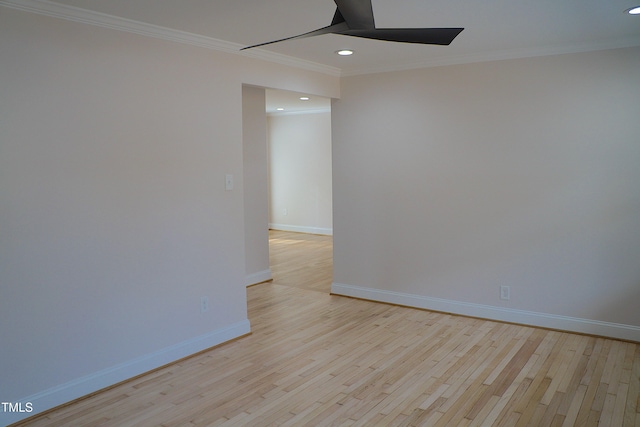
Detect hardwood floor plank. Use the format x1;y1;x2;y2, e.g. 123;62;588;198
11;230;640;426
575;338;611;425
624;345;640;426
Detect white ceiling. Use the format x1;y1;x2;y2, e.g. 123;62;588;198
265;89;331;115
37;0;640;76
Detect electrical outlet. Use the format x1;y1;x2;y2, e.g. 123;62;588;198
201;296;209;313
500;286;510;301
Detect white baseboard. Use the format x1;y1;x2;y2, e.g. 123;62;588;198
246;269;272;286
331;283;640;343
5;320;251;425
269;223;332;236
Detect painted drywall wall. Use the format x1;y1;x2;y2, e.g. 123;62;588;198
332;47;640;341
268;112;333;235
0;7;338;424
243;86;271;285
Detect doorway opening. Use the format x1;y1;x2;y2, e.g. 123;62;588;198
266;89;334;294
266;88;333;236
242;85;333;293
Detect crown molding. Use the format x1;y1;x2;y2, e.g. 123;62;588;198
0;0;342;77
341;36;640;76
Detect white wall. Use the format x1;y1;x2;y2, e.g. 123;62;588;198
332;47;640;341
0;7;338;424
268;112;333;235
243;86;271;286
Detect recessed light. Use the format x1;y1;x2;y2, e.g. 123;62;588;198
300;97;310;101
276;108;284;111
336;49;354;56
627;5;640;14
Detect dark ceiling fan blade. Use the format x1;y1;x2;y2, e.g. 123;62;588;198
331;8;346;25
339;27;464;45
241;23;348;50
241;0;463;50
333;0;375;29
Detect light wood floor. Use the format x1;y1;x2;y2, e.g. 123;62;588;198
268;230;333;294
15;231;640;426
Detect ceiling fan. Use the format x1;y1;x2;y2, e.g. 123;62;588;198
241;0;464;50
